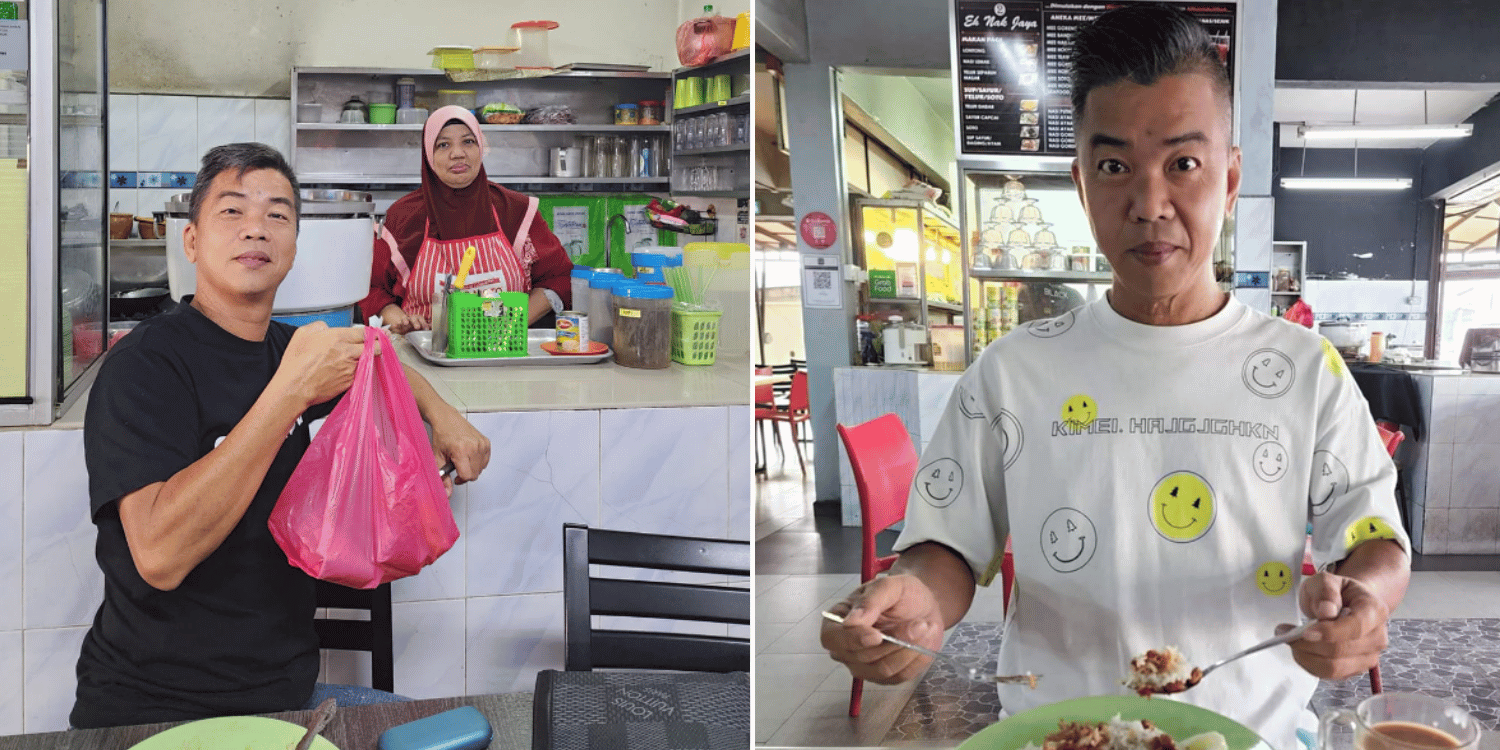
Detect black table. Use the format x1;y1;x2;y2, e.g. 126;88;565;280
1347;361;1425;441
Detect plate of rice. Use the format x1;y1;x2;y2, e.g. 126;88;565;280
955;696;1272;750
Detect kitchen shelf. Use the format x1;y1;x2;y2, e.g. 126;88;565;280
672;48;751;77
865;298;965;313
108;239;166;248
296;123;671;133
673;95;750;117
970;269;1114;283
673;144;749;156
298;174;671;186
670;190;745;198
298;66;670;80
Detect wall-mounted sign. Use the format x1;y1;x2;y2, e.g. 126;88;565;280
952;1;1236;158
802;255;844;308
800;211;838;249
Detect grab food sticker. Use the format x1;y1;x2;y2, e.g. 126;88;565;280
1345;516;1398;550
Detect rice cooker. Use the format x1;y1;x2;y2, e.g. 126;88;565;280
1319;319;1368;359
882;316;927;365
165;190;375;313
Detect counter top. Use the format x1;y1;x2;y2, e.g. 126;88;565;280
44;334;749;430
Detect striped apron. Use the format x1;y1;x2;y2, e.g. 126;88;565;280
383;196;539;321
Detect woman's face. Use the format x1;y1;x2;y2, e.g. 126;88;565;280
431;123;482;189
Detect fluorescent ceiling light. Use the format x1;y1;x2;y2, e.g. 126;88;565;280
1297;124;1473;140
1280;177;1413;191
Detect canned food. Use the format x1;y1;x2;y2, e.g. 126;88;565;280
557;311;590;352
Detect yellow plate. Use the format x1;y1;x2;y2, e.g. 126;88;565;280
127;715;339;750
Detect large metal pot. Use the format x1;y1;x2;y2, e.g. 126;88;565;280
164;190;375;313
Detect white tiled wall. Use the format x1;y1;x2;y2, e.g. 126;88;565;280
1301;279;1429;350
108;94;291;219
1419;375;1500;555
1;404;746;733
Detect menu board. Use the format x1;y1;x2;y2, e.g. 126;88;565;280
954;1;1236;157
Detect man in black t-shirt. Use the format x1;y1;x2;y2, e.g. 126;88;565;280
72;143;491;729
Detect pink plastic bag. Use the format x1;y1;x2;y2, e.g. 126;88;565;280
269;327;458;589
1283;298;1315;329
675;13;735;67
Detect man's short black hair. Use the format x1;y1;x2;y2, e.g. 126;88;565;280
1069;3;1232;125
188;143;301;230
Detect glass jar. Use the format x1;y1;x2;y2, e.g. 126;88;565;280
1034;222;1056;247
613;103;639;126
629;136;644;178
590;135;610;178
638;100;664;125
588;274;628;347
578;136;596;178
1019;198;1043;223
609;136;628;178
651;135;668;177
611;283;674;369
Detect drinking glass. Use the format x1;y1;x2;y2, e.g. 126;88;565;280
1320;693;1480;750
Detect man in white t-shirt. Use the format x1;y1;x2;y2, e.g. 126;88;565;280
821;6;1410;750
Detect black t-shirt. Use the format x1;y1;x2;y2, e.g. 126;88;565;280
72;299;338;729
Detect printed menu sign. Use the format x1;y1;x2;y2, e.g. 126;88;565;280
954;1;1236;157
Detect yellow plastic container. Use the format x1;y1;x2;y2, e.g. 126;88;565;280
731;12;750;51
429;46;475;70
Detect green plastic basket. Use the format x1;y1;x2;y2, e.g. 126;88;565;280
447;290;529;358
671;307;722;366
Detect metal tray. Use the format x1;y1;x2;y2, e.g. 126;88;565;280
405;330;612;367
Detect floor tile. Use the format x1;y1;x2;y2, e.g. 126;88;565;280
754;653;847;743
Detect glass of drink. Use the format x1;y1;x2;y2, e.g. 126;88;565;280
1320;693;1480;750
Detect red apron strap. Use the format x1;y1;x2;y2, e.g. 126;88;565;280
511;197;539;255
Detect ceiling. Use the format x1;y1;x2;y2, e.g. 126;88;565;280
1275;87;1498;149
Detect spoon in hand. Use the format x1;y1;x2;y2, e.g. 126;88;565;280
822;611;1040;688
1133;620;1316;695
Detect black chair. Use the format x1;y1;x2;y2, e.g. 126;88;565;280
313;580;394;692
533;524;750;750
561;522;749;672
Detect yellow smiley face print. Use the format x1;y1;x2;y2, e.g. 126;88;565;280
1255;561;1293;596
1149;471;1216;543
1060;394;1097;429
1345;516;1399;550
1321;338;1348;379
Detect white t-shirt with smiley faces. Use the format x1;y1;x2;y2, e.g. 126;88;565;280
895;295;1408;750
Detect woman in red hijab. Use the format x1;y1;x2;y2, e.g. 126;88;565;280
360;105;573;332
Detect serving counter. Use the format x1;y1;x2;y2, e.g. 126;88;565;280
0;343;751;734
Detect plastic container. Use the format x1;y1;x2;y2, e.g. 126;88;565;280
612;283;674;369
367;89;394;106
630;251;682;284
671;307;722;365
296;102;323;123
447;290;529;358
474;46;518;69
731;11;751;50
613;103;639;126
429;46;475;70
587;274;630;347
368;103;396;124
509;20;559;69
569;267;593;309
396;107;428;125
437;89;477;111
395;77;416;110
930;325;965;371
638;101;664;125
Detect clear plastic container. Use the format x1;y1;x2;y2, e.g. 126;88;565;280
570;267;593;309
638;101;664;126
395;77;417;110
612;283;674;369
588;274;629;347
437;89;477;111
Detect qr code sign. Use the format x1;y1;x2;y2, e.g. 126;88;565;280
813;271;833;290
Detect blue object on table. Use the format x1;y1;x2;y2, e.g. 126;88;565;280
272;306;356;328
1297;727;1317;750
377;705;493;750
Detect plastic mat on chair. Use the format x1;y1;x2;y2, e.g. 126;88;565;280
532;670;749;750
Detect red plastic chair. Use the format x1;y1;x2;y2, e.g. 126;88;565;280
757;371;811;474
836;414;920;717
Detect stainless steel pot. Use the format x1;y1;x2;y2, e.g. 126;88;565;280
1319;320;1368;351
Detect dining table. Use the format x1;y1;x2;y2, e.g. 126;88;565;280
0;692;535;750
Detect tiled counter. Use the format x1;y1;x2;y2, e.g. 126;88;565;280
0;346;751;734
1407;372;1500;554
832;366;960;527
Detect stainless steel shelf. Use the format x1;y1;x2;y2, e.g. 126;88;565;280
673;144;750;156
296;123;671;132
670;190;746;198
671;48;751;77
970;270;1114;283
294;66;671;80
299;174;672;186
672;95;750;117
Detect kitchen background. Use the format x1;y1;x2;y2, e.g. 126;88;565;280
3;0;750;735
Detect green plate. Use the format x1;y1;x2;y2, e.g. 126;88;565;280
957;695;1273;750
127;715;339;750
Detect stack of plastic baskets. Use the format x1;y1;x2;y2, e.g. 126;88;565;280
447;291;529;358
671;307;722;366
